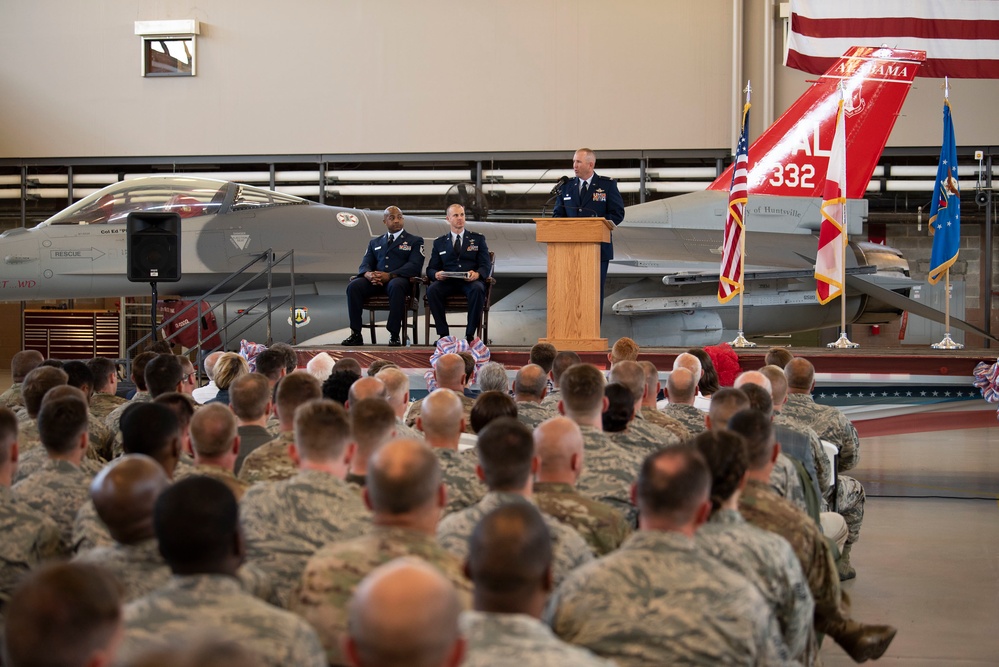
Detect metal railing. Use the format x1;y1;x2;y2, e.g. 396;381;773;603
123;248;295;378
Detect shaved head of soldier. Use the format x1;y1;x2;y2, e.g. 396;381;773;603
120;403;182;478
348;376;388;408
665;367;697;405
38;394;89;457
635;447;712;534
528;343;557;374
558;364;606;421
91;454;170;545
345;558;465;667
155;476;242;576
293;399;353;465
706;387;750;432
418;389;465;445
513;364;547;402
4;562;123;667
476;417;535;492
734;370;772;396
728;408;778;470
467;503;553;618
785;357;815;393
638;361;661;407
275;372;322;428
350;398;398;469
22;365;68;418
10;349;44;382
550;351;581;388
433;354;467;392
759;365;790;407
533;416;584;484
144;354;184;398
375;367;410;417
672;352;702;382
189;403;239;461
609;360;646;405
228;373;271;422
764;347;794;369
365;439;443;530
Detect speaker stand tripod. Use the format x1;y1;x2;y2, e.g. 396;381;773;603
149;282;159;344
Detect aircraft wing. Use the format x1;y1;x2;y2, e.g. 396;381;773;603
846;274;999;343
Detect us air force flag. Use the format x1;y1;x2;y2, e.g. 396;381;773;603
928;100;960;285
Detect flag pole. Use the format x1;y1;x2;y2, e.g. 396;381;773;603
828;82;858;348
932;78;963;349
732;80;756;348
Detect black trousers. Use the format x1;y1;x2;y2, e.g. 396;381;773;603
426;278;486;339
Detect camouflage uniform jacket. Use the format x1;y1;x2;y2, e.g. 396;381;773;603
575;425;643;524
12;458;93;555
437;491;593;587
175;462;250;500
639;406;690;443
0;382;22;409
89;391;129;422
119;574;326;667
15;419;108;470
545;530;795;667
0;485;61;614
775;412;831;490
631;411;684;448
237;431;296;484
662;402;707;436
72;498;113;553
394;417;424;441
291;525;473;666
607;425;665;461
698;508;815;663
540;388;562;411
433;446;485;514
13;445;104;484
770;453;809;516
515;400;555;429
533;481;631;556
461;610;616;667
240;469;371;607
405;392;476;433
782;393;859;470
73;537;172;602
739;480;849;637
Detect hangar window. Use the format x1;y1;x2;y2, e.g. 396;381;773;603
134;20;200;77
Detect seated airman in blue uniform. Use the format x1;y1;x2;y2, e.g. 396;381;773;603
342;206;425;347
426;204;491;343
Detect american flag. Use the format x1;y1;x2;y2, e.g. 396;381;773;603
718;102;750;304
815;96;847;305
786;0;999;79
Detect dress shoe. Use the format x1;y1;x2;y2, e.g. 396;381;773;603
831;620;897;663
388;336;403;347
341;331;364;346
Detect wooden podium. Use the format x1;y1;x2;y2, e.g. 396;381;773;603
535;218;614;352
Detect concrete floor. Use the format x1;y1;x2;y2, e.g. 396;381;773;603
819;427;999;665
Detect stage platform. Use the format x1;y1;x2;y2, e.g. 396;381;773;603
294;344;999;437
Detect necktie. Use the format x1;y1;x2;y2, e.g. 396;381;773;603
453;234;461;256
580;180;588;202
387;233;395;248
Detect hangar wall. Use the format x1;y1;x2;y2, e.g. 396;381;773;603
0;0;738;158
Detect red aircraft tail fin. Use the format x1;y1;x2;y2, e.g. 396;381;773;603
709;46;926;200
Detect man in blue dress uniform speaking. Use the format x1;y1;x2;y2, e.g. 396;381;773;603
552;148;625;318
426;204;491;343
342;206;425;347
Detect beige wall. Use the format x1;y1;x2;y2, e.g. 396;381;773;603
2;1;996;159
0;0;735;158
